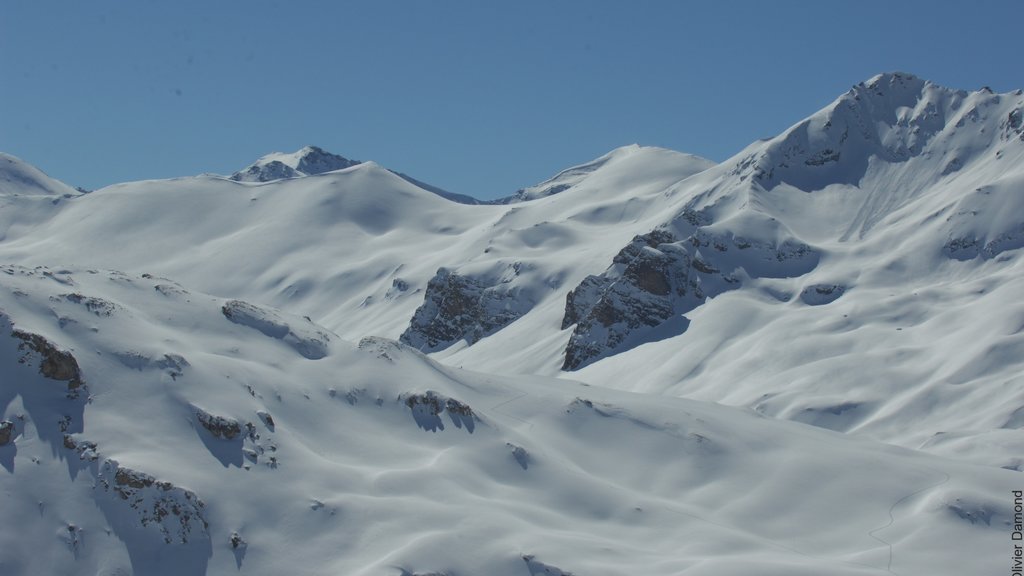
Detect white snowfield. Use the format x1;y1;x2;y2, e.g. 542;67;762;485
1;72;1022;575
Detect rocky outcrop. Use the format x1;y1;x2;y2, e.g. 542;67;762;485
561;229;817;370
231;160;299;182
799;284;847;305
523;554;576;575
96;461;209;545
59;293;118;316
401;391;478;433
1003;107;1024;141
400;267;530;352
63;434;99;460
230;146;361;182
195;408;242;440
0;420;13;445
294;146;361;175
731;72;962;192
12;329;86;398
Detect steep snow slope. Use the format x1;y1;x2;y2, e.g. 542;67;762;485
0;266;1017;576
444;73;1024;468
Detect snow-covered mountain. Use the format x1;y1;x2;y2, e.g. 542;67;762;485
230;144;482;204
2;72;1023;575
230;145;362;182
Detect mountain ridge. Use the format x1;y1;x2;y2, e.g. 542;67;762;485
1;71;1023;574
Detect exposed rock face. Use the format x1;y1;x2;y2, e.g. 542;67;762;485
401;391;477;433
231;160;300;182
731;72;964;192
60;293;118;316
195;408;242;440
400;268;529;352
1004;107;1024;141
294;146;361;176
12;329;86;397
230;146;361;182
561;229;818;370
96;461;209;545
63;434;99;460
0;420;13;445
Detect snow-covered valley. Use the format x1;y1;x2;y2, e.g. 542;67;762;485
1;72;1022;574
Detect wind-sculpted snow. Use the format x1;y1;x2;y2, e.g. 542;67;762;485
0;265;1018;575
222;299;331;359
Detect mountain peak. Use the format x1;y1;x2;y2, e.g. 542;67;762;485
731;71;1023;192
500;144;714;204
230;146;361;182
859;71;927;92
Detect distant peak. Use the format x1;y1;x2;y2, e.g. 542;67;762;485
862;71;926;90
230;146;361;182
293;146;360;177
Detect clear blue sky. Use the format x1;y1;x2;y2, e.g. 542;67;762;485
2;1;1020;199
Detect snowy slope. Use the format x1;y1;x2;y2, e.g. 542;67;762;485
0;153;82;244
231;145;482;204
0;72;1023;574
445;73;1024;468
0;144;713;346
0;265;1017;576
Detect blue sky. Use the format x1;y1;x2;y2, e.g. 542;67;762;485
2;1;1021;199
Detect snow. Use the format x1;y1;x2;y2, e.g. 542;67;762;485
1;73;1023;574
0;266;1017;575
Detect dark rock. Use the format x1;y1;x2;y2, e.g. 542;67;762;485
61;293;117;316
257;410;275;430
400;267;529;351
97;461;208;544
445;398;473;417
405;392;444;416
230;147;361;182
561;228;817;370
12;330;86;397
230;160;299;182
294;146;360;176
63;434;99;460
115;467;156;490
402;392;477;433
523;554;576;575
196;408;242;440
0;420;13;445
